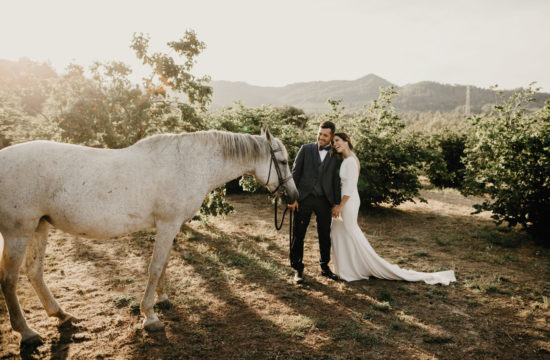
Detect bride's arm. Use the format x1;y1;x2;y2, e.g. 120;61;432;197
332;160;354;218
332;195;350;218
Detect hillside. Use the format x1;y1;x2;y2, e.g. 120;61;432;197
209;75;550;113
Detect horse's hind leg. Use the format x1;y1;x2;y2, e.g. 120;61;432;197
155;261;169;303
0;231;42;345
25;220;75;324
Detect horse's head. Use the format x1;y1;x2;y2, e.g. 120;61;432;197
255;129;299;204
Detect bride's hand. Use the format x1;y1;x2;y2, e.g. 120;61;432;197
332;205;342;218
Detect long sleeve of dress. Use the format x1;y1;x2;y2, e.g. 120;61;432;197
340;158;359;197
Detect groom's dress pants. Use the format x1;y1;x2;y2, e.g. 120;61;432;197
290;194;332;272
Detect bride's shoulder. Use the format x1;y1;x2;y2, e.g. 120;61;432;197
343;156;358;166
344;155;360;172
341;157;357;172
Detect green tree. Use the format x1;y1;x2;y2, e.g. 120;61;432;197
425;129;467;189
335;87;427;207
461;85;550;243
131;31;212;112
52;32;212;148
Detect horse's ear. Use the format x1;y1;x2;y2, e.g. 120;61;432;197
260;128;266;136
264;128;273;143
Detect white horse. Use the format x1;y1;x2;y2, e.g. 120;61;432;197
0;129;298;345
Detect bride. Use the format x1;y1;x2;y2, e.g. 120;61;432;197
330;133;456;285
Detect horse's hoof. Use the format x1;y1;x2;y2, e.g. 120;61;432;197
143;318;165;332
20;330;43;346
156;293;169;303
60;312;80;324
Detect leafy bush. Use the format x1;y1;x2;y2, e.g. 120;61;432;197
461;86;550;243
425;130;467;189
335;87;427;207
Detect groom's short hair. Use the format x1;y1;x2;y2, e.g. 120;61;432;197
320;120;335;134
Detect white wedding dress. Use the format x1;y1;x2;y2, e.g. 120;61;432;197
331;157;456;285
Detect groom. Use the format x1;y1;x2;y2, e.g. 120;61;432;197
288;120;342;284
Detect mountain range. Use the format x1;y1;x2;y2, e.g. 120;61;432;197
209;74;549;113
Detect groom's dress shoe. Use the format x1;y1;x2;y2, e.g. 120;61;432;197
321;267;340;281
293;270;304;284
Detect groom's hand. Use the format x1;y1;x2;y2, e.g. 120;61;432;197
288;201;299;212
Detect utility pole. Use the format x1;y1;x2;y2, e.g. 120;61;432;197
465;85;471;115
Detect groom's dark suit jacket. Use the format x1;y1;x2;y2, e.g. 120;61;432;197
292;143;342;205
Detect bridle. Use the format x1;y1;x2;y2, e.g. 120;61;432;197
266;145;293;197
266;144;295;241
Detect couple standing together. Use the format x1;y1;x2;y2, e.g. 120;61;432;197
287;121;456;285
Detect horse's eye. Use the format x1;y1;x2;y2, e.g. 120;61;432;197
280;160;288;165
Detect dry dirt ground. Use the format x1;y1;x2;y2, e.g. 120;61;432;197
1;189;549;359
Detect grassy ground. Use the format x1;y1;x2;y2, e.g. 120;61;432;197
1;188;549;359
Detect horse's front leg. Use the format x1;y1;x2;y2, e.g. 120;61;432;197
140;221;180;331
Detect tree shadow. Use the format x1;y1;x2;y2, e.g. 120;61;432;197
150;226;396;358
183;200;547;359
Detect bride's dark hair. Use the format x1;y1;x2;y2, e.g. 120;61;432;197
333;132;353;150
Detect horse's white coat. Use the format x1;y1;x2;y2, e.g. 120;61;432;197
0;130;298;344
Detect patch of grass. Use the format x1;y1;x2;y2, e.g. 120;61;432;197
484;285;511;295
397;236;417;242
259;259;287;278
129;300;141;316
475;229;520;248
423;333;453;344
372;301;391;312
465;279;481;290
431;288;447;298
414;252;429;257
505;253;520;262
154;300;173;311
378;289;393;303
389;317;405;332
183;230;199;242
252;235;265;242
434;236;452;246
333;320;380;346
113;295;136;308
361;311;378;321
226;251;258;268
284;315;316;338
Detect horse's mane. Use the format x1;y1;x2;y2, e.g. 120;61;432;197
133;130;275;162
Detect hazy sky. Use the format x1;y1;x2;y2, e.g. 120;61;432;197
2;0;549;90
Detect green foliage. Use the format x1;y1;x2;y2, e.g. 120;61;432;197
198;187;235;218
425;130;467;189
52;31;211;149
335;87;427;207
131;31;212;111
0;58;57;116
461;85;550;243
0;59;61;144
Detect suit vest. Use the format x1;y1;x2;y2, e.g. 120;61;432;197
312;152;329;196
